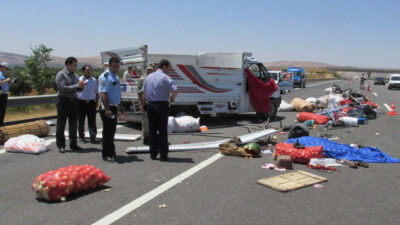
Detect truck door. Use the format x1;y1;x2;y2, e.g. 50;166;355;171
244;63;270;112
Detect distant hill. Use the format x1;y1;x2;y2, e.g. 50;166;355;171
263;61;336;68
0;51;102;68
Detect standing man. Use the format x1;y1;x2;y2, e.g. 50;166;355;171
360;73;365;90
98;57;124;162
77;65;99;144
137;64;154;145
0;62;11;126
55;57;85;153
142;60;178;161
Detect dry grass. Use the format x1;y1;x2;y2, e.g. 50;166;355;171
5;105;57;122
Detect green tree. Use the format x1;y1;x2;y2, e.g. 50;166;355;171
21;44;54;94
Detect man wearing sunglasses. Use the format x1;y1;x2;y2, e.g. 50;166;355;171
98;57;125;162
0;62;11;126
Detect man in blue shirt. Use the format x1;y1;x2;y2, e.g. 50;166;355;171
0;62;11;126
98;57;125;162
142;59;178;161
77;65;99;144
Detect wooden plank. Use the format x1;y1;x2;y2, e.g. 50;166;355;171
257;170;327;192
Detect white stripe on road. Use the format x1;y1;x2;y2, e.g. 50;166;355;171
294;80;341;90
92;153;224;225
0;125;125;155
383;103;391;112
373;92;378;96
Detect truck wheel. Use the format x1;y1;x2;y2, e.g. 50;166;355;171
267;102;278;121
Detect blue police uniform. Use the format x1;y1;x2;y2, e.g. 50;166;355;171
98;70;122;160
0;71;9;126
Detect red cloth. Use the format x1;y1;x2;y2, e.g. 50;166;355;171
361;100;378;108
297;112;330;125
245;69;278;113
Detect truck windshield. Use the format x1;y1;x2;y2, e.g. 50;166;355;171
391;76;400;81
269;72;278;81
291;71;301;77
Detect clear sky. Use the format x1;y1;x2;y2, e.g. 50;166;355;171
1;0;399;68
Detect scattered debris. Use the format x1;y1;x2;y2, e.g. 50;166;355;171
313;183;324;189
158;204;167;208
257;170;327;192
126;129;278;153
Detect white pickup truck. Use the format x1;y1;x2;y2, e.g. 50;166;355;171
100;45;281;122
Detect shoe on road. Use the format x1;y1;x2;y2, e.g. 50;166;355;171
103;156;116;162
70;145;83;151
58;147;65;153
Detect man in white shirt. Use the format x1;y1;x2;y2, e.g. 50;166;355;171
77;65;99;143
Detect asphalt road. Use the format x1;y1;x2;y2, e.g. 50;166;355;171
0;79;399;225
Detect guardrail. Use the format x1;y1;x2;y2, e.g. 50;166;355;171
8;94;57;107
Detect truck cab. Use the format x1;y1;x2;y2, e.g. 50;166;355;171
287;67;306;88
246;61;281;119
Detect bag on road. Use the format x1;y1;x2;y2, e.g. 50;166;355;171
291;98;315;112
278;100;294;112
275;142;324;164
32;165;110;202
168;116;200;133
5;134;51;154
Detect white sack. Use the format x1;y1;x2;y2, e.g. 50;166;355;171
5;134;50;154
278;100;294;112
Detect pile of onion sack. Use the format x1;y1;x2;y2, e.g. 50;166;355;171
32;165;110;202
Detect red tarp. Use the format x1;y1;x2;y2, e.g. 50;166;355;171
245;69;278;113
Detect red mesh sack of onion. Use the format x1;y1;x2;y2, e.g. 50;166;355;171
32;165;110;202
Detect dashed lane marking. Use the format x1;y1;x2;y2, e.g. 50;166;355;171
373;92;378;96
383;103;391;112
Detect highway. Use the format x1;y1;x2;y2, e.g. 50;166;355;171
0;80;399;225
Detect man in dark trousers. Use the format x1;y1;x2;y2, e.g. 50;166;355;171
77;65;99;144
55;57;85;153
0;62;11;126
142;60;178;161
98;57;124;162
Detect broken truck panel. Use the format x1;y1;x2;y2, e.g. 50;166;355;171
125;128;278;153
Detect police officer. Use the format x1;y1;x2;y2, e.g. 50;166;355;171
77;65;99;144
0;62;11;126
55;57;85;153
142;60;178;161
137;64;154;145
98;57;125;162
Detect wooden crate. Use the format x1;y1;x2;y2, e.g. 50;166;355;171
257;170;327;192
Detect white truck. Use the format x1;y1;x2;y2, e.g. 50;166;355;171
268;70;293;94
100;45;281;122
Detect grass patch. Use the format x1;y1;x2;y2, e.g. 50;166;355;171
5;104;57;122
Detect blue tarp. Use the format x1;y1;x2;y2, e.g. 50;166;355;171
286;136;400;163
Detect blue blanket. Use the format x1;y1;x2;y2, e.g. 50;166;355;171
286;136;400;163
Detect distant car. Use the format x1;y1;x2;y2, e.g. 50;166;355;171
388;74;400;90
374;77;385;85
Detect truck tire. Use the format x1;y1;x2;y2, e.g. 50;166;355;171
267;101;278;121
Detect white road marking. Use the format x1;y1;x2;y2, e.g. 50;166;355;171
0;125;125;155
92;153;224;225
373;92;378;96
383;103;391;112
294;80;340;90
